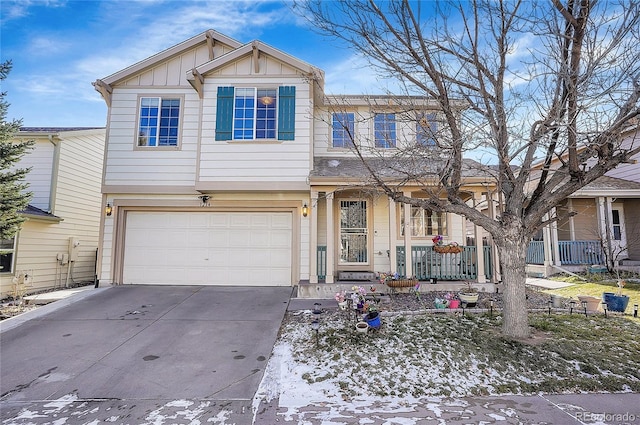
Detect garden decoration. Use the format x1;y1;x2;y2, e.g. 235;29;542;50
432;235;463;254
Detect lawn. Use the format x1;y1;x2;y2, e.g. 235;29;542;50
258;308;640;412
543;273;640;315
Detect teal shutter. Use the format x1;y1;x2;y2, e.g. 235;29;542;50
278;86;295;141
215;86;234;141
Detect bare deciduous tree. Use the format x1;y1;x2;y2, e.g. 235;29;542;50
295;0;640;338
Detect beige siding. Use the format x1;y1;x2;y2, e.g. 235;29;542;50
103;89;200;186
198;70;313;183
14;138;55;210
570;198;599;240
313;106;440;158
624;199;640;259
0;130;105;298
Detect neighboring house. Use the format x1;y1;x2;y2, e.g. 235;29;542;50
526;127;640;276
0;128;106;298
93;30;500;289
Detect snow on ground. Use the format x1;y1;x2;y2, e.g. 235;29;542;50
253;308;639;423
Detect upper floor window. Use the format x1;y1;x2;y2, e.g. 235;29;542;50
332;113;355;148
138;97;180;147
216;86;296;141
234;88;277;139
401;205;447;237
374;113;396;148
417;113;437;146
0;236;16;273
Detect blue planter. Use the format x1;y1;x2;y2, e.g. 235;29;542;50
366;312;381;329
602;292;630;312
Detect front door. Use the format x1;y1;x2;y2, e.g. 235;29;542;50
339;200;368;265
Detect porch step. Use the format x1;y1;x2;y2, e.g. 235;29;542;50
338;271;377;281
621;259;640;266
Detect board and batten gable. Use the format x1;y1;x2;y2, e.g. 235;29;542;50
100;35;239;192
197;51;314;189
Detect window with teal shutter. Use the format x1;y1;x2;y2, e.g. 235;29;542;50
278;86;295;140
216;85;295;141
215;86;234;140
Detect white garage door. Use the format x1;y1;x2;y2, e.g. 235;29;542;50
122;211;292;286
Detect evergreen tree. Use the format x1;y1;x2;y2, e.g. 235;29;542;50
0;60;34;240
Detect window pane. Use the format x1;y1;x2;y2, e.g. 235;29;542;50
417;113;437;146
374;113;396;148
332;113;355;148
139;97;179;147
0;237;15;273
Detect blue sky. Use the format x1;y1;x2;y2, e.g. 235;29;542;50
1;0;381;127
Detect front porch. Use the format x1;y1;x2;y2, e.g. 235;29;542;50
316;245;494;282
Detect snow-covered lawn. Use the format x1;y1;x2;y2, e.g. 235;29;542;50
255;310;640;421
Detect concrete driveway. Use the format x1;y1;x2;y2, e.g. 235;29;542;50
0;285;292;424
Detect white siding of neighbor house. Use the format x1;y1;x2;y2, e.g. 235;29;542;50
11;138;55;211
0;130;105;298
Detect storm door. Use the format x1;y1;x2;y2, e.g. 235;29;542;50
339;200;368;264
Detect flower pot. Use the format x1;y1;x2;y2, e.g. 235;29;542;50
459;292;478;306
448;299;460;309
365;311;381;329
338;300;348;310
435;301;448;309
602;292;630;313
355;321;369;333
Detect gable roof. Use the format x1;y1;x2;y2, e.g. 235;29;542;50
98;30;241;86
190;39;320;78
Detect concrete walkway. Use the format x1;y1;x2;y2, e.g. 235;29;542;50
526;276;576;289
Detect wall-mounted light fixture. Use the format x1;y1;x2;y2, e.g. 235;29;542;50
199;195;210;207
105;203;113;217
302;203;309;217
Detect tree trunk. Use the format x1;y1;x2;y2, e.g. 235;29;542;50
496;237;530;339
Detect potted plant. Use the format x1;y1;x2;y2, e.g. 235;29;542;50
445;292;460;309
602;279;630;313
364;304;382;328
458;281;479;306
432;235;463;254
379;271;417;288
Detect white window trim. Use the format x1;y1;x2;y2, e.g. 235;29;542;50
134;94;184;150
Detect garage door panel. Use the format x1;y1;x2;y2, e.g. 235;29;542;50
123;212;292;286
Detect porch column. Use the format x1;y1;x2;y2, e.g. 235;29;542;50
403;191;413;277
473;192;486;283
488;190;502;282
597;197;612;268
551;207;561;266
542;212;553;268
325;192;335;283
388;196;398;274
309;190;319;284
567;199;575;240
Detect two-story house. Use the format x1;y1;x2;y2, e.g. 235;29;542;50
526;126;640;276
93;30;498;289
0;128;105;298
